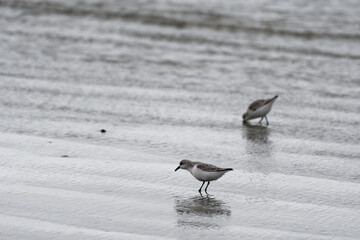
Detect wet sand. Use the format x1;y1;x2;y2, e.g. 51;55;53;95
0;0;360;239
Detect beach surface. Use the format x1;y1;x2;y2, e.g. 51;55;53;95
0;0;360;239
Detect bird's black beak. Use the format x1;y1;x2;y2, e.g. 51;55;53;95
175;166;180;171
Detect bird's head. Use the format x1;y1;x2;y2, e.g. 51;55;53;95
175;159;191;171
242;112;249;121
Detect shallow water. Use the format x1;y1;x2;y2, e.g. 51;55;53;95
0;0;360;239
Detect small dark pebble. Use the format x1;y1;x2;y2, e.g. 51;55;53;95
100;129;106;133
49;141;52;143
62;155;69;158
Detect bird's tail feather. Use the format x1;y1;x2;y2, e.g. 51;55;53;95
265;95;278;105
217;168;233;172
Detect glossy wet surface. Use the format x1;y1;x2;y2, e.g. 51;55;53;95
0;0;359;239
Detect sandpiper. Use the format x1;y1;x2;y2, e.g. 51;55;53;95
243;95;278;125
175;159;233;194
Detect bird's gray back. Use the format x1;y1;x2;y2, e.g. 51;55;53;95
195;162;230;172
248;99;266;111
248;96;277;111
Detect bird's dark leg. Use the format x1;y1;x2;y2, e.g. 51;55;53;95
259;117;264;124
204;181;210;195
198;181;205;194
265;116;269;125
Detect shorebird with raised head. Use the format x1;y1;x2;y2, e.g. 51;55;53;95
175;159;233;194
243;95;278;125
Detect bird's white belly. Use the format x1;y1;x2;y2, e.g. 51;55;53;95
248;102;273;119
190;166;225;181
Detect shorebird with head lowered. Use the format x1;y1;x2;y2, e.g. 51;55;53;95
175;159;233;195
243;95;278;125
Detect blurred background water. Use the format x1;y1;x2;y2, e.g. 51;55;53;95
0;0;359;239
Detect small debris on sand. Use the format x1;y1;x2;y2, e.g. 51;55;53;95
62;155;69;158
100;129;106;133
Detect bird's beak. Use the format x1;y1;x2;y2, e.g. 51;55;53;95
175;166;180;171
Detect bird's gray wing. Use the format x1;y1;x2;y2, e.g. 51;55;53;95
196;162;231;172
248;99;266;111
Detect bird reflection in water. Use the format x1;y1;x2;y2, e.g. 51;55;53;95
242;122;274;173
243;121;270;144
174;195;231;229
